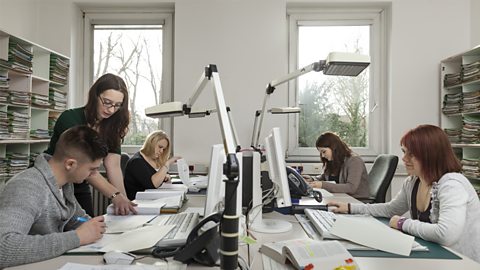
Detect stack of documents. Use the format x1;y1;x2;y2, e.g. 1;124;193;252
462;115;480;143
49;87;67;110
442;92;462;115
8;40;33;74
50;55;69;85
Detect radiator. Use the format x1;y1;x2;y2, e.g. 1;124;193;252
92;186;110;216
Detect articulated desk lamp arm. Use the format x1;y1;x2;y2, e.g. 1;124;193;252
145;64;240;270
250;52;371;148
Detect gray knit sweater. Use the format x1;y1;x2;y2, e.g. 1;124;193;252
319;155;369;199
0;154;87;268
350;173;480;263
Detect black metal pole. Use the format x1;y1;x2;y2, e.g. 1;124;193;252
220;153;239;270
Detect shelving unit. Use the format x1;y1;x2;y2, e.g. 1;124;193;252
0;29;69;190
440;46;480;197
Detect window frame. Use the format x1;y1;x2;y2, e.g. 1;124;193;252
286;6;389;162
82;10;174;153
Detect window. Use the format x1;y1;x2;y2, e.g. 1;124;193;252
83;11;173;150
287;6;389;160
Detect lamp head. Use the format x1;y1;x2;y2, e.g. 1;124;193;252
322;52;370;76
145;101;186;118
268;107;301;114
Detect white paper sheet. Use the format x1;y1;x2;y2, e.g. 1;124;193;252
58;261;187;270
329;215;414;256
100;224;175;252
104;215;158;234
68;224;175;253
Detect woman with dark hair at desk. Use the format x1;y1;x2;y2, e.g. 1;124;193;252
124;130;181;200
304;132;369;199
329;124;480;263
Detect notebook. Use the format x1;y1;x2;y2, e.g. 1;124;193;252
176;158;208;191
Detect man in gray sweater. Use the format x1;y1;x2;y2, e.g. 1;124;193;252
0;126;108;268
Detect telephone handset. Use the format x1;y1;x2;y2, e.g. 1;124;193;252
152;212;222;266
286;166;312;197
286;166;323;203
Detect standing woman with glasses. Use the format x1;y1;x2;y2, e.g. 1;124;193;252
45;73;136;216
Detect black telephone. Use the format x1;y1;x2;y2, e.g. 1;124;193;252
152;212;222;266
286;166;323;203
286;166;312;197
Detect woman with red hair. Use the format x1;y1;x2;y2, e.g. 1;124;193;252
329;124;480;263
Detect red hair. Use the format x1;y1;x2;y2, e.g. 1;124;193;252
400;124;461;184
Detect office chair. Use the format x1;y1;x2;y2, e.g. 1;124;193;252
362;154;399;204
120;152;130;177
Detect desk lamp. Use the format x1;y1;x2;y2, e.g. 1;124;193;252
145;65;240;270
251;51;370;148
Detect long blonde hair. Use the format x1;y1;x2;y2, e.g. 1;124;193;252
140;130;171;168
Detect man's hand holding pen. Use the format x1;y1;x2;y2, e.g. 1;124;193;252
75;216;106;245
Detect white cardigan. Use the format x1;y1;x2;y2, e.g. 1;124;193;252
350;173;480;263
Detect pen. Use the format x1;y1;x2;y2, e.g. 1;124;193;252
76;216;90;223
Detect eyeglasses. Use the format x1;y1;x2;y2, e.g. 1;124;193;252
99;96;123;111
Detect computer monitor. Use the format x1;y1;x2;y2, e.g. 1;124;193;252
249;127;292;233
204;144;242;218
204;144;226;217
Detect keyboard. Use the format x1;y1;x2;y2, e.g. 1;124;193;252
149;212;200;247
304;208;340;239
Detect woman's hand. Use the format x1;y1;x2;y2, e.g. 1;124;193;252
166;156;182;167
327;201;349;214
302;175;314;183
389;215;404;230
308;181;322;189
112;194;137;215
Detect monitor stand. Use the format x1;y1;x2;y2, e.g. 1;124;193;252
248;151;292;233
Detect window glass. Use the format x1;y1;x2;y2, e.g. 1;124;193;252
93;24;163;145
298;25;370;147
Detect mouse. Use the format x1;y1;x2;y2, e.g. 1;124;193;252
103;250;136;265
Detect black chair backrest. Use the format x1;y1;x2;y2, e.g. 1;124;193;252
367;154;399;203
120;152;130;177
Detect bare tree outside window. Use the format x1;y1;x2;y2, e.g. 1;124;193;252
298;25;370;148
93;25;163;145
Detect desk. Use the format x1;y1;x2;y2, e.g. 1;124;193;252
6;194;480;270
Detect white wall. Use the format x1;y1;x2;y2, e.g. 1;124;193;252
0;0;474;170
174;0;287;163
472;0;480;47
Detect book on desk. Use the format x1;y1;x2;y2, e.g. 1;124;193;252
260;238;359;270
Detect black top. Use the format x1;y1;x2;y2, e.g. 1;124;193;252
124;152;158;200
411;179;432;223
45;107;121;193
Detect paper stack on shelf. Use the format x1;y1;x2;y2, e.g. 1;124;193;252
461;115;480;143
6;152;29;177
49;55;69;85
462;61;480;83
29;128;50;139
8;40;33;74
444;72;462;88
442;92;462;115
9;90;30;106
49;87;67;110
31;93;50;108
462;90;480;114
461;158;480;179
7;110;29;139
0;74;8;90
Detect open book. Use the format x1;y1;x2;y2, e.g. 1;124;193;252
260;239;359;270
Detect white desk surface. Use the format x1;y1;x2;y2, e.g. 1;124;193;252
6;194;480;270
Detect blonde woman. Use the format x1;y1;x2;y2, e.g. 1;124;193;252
124;130;181;200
